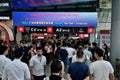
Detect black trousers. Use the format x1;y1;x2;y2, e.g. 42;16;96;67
0;78;1;80
33;75;45;80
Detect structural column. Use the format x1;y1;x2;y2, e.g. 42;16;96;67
110;0;120;69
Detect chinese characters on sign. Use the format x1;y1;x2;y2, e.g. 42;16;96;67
13;12;97;27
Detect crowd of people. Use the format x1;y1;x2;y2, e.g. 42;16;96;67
0;38;114;80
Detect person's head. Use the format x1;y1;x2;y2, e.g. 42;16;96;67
0;45;9;55
92;42;97;48
14;48;23;59
76;50;84;59
20;40;25;47
51;60;62;73
36;47;43;56
102;43;108;49
53;53;61;61
83;44;88;50
62;42;67;47
32;42;37;49
67;43;71;47
87;43;91;47
94;47;104;59
77;45;83;50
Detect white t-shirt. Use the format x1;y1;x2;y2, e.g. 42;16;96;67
66;47;75;59
90;60;114;80
2;59;30;80
30;55;46;76
0;55;11;78
72;55;76;63
83;49;92;61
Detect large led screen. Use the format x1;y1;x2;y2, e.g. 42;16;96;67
12;0;97;8
12;12;97;27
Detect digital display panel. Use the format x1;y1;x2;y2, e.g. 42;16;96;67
12;0;97;8
12;12;97;27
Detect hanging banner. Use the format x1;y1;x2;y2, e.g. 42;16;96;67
13;12;97;27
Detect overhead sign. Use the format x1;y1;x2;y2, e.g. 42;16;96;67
18;26;25;33
74;27;87;33
30;27;47;33
13;12;97;27
12;0;97;9
0;2;11;11
54;27;73;33
0;11;11;20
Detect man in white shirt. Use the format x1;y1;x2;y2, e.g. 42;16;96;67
2;48;30;80
66;44;75;63
0;46;11;80
90;47;114;80
30;47;46;80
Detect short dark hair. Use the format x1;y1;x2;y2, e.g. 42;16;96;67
92;42;97;47
51;60;62;73
36;47;42;51
53;53;61;61
87;43;91;46
32;41;37;45
83;44;88;48
0;45;8;55
76;50;84;58
20;40;25;44
94;47;104;57
14;48;23;58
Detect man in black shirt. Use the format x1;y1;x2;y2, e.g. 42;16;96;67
67;50;90;80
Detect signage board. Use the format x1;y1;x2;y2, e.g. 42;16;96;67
13;12;97;27
30;27;47;33
54;27;73;33
12;0;97;9
74;27;87;33
0;2;11;11
0;11;11;20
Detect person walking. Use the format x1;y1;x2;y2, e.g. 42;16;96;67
0;45;11;80
67;50;90;80
90;47;114;80
2;48;30;80
30;47;46;80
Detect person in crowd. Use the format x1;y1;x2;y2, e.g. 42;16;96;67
67;50;90;80
44;58;65;80
90;47;114;80
52;53;65;78
0;45;11;80
44;42;51;64
102;43;109;61
28;42;37;60
87;43;92;52
72;45;83;63
8;40;18;60
30;47;46;80
19;40;29;64
83;44;92;66
57;42;68;72
91;42;98;61
66;43;75;63
2;48;30;80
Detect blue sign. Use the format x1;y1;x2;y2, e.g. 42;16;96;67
12;12;97;27
12;0;97;9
